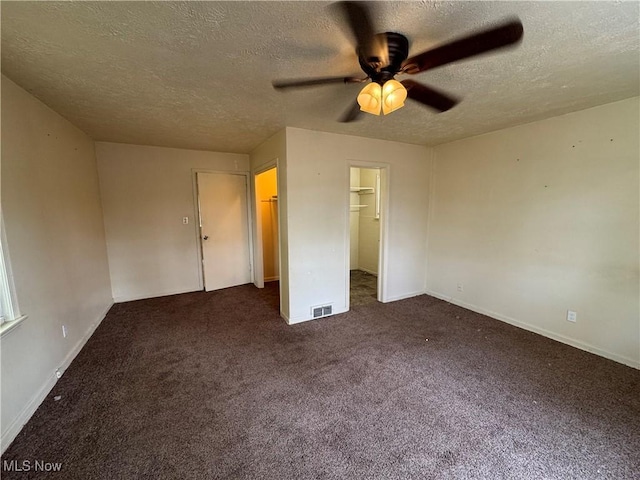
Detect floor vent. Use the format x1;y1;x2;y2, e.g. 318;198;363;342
312;304;333;318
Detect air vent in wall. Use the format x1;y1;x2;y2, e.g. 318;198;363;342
312;304;333;318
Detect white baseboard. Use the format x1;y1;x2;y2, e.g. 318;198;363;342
1;370;59;455
113;287;200;303
425;290;639;370
1;300;114;454
383;290;426;303
284;311;317;324
286;315;315;325
285;306;348;325
355;267;378;276
264;276;279;282
57;302;114;375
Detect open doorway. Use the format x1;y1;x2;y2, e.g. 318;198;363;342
254;167;279;295
349;166;382;306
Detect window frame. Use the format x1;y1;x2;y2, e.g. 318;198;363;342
0;213;26;337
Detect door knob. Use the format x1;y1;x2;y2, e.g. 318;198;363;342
203;235;209;240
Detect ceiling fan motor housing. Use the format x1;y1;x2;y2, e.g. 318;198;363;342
359;32;409;83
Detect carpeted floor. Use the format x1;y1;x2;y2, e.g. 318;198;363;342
2;283;639;479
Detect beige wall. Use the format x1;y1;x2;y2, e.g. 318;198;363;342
357;168;380;275
427;97;640;367
1;77;113;451
95;142;249;302
349;167;380;274
285;127;431;323
349;167;360;270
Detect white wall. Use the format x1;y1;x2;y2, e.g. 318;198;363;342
285;127;431;323
427;97;640;368
1;77;113;451
96;142;249;302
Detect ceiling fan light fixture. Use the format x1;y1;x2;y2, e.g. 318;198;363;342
357;82;382;115
357;80;407;116
272;3;524;123
381;79;407;115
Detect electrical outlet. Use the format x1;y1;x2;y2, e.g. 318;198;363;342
55;369;62;379
62;325;67;338
182;216;189;225
567;310;577;323
457;283;464;292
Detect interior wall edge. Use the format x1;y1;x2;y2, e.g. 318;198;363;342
423;147;436;293
250;127;289;320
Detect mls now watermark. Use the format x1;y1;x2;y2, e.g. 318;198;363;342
3;459;63;472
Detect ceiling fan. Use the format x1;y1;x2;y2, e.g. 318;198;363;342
272;1;524;122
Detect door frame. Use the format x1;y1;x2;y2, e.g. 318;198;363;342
191;169;255;291
345;161;390;308
252;160;280;289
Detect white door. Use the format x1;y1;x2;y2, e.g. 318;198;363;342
197;172;251;291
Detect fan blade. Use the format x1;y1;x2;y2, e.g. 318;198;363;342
334;1;387;65
339;101;362;122
272;76;364;89
403;19;524;74
402;80;458;112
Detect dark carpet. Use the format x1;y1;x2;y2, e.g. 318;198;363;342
350;269;377;306
2;283;639;479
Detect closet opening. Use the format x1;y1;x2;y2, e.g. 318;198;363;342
254;166;280;305
349;166;383;307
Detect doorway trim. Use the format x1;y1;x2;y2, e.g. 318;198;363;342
345;160;391;309
252;159;280;289
191;169;255;291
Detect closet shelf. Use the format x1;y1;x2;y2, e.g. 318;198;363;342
350;187;374;194
350;204;368;208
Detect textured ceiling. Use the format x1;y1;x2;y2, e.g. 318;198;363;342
1;1;638;154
